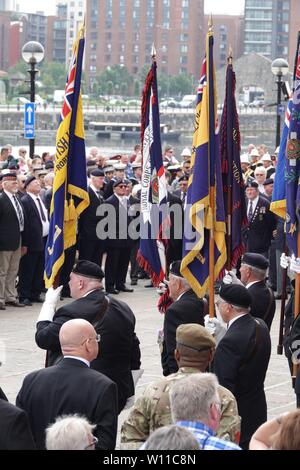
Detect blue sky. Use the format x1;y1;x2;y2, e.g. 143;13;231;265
17;0;245;16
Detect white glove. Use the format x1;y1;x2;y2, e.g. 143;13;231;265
280;253;291;269
290;255;300;274
36;286;63;323
222;270;243;286
204;315;227;345
156;281;168;295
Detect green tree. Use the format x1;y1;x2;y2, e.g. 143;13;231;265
94;65;132;97
39;62;67;97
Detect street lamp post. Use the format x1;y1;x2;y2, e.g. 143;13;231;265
21;41;45;159
271;58;289;148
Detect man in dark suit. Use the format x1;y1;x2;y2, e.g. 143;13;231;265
18;176;49;305
78;169;106;267
243;181;276;257
104;179;134;294
35;260;141;414
161;261;206;376
213;284;271;449
240;253;275;330
17;319;118;450
0;396;36;450
0;172;27;310
173;175;188;203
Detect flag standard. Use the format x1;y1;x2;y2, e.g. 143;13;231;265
180;25;226;300
45;26;89;288
137;52;169;286
220;53;247;270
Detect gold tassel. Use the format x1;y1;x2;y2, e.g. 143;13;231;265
64;200;70;222
68;199;76;221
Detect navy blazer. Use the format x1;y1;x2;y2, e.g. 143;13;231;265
243;196;276;254
78;186;105;241
20;194;45;252
0;192;27;251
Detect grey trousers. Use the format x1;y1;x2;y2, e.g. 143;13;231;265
0;245;21;303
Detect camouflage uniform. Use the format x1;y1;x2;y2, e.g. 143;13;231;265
120;367;241;449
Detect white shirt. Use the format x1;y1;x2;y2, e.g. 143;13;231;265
4;189;24;232
228;313;248;330
64;356;90;367
27;191;50;237
247;195;259;218
115;194;127;207
246;280;260;289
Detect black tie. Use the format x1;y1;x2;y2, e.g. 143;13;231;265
96;191;102;201
36;197;46;222
13;196;24;228
248;200;253;222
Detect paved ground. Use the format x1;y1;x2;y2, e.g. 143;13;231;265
0;281;297;445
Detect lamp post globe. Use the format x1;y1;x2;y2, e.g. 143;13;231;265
21;41;45;65
22;41;45;158
271;58;289;148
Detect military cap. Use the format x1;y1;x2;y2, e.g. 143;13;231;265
0;171;17;181
132;162;142;169
113;178;126;188
219;284;252;309
250;148;260;158
240;154;250;164
242;252;269;270
8;162;19;170
176;323;216;351
181;147;191;157
72;260;104;280
169;260;184;278
262;153;272;161
245;180;258;189
91;169;105;177
168;165;181;172
114;163;127;171
24;175;37;188
104;165;114;173
263;178;274;186
178;175;189;183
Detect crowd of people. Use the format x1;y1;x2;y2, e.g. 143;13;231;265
0;141;300;451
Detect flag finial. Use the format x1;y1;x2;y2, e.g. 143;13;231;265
208;14;213;31
228;46;233;65
151;44;157;62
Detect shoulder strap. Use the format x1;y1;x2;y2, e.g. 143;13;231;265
93;295;110;328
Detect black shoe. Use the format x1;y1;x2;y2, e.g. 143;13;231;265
138;273;149;280
106;289;120;295
19;299;32;306
144;282;154;288
275;294;282;300
0;302;6;310
30;297;43;303
6;301;25;308
118;286;134;293
131;280;138;286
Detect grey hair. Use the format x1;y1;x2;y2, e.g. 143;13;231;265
170;373;219;423
254;166;267;176
143;425;200;450
45;414;96;450
243;263;266;281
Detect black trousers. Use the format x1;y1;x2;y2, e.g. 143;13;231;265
79;238;105;267
105;246;131;291
60;245;77;296
130;241;139;281
18;249;45;300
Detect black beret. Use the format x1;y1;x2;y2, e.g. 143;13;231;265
113;178;126;188
219;284;252;309
242;252;269;270
245;181;258;189
72;260;104;280
169;260;184;278
24;176;36;188
179;175;189;182
263;178;274;186
0;171;17;181
91;169;105;177
45;161;54;170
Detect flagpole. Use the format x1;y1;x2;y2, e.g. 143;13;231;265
225;46;233;271
208;14;215;318
292;225;300;385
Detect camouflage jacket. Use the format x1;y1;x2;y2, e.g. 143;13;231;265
120;367;241;449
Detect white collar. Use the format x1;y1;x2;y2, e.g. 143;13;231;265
63;356;90;367
228;313;247;329
246;280;261;289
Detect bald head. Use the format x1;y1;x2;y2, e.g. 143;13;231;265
59;319;99;362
